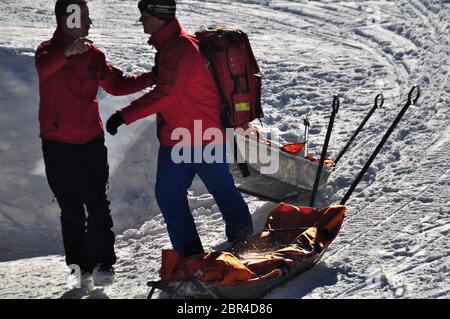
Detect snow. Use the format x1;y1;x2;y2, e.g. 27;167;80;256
0;0;449;299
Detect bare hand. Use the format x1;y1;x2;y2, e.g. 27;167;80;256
64;38;93;58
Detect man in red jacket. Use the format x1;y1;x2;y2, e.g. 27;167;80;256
107;0;254;257
35;0;153;287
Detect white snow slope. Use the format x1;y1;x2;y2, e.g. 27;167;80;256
0;0;449;299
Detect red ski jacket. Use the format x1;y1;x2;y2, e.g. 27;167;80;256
118;18;224;146
35;29;153;144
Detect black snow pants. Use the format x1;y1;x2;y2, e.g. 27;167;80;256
42;137;116;272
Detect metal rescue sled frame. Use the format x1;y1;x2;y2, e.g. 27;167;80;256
232;92;386;202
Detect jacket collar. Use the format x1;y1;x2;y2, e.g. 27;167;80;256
149;18;182;51
52;27;76;46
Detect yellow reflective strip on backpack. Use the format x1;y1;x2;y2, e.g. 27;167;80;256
235;102;250;111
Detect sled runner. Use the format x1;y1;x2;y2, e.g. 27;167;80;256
147;86;420;299
231;163;302;202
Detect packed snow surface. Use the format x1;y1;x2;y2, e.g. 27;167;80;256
0;0;449;299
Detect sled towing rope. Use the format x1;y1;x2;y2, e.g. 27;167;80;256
334;92;384;166
341;85;420;204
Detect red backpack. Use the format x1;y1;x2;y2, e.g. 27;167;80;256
196;26;264;128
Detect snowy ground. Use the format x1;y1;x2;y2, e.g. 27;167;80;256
0;0;449;299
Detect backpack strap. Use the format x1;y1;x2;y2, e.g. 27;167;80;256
200;40;250;178
199;42;230;128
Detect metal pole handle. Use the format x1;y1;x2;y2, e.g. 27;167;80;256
309;95;340;207
303;117;310;156
334;92;383;166
332;95;340;113
408;85;421;105
340;86;420;205
375;92;384;108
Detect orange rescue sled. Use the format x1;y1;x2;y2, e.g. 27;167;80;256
147;203;345;299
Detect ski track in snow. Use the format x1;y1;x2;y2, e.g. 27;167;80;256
0;0;449;299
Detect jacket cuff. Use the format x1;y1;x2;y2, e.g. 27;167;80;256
117;108;134;125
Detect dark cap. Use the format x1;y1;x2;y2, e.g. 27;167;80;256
138;0;176;21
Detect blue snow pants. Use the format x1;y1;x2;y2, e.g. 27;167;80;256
155;145;253;257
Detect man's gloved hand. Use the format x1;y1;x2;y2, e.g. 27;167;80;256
106;113;124;136
64;38;93;58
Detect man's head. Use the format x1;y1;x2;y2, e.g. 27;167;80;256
138;0;176;35
55;0;92;38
